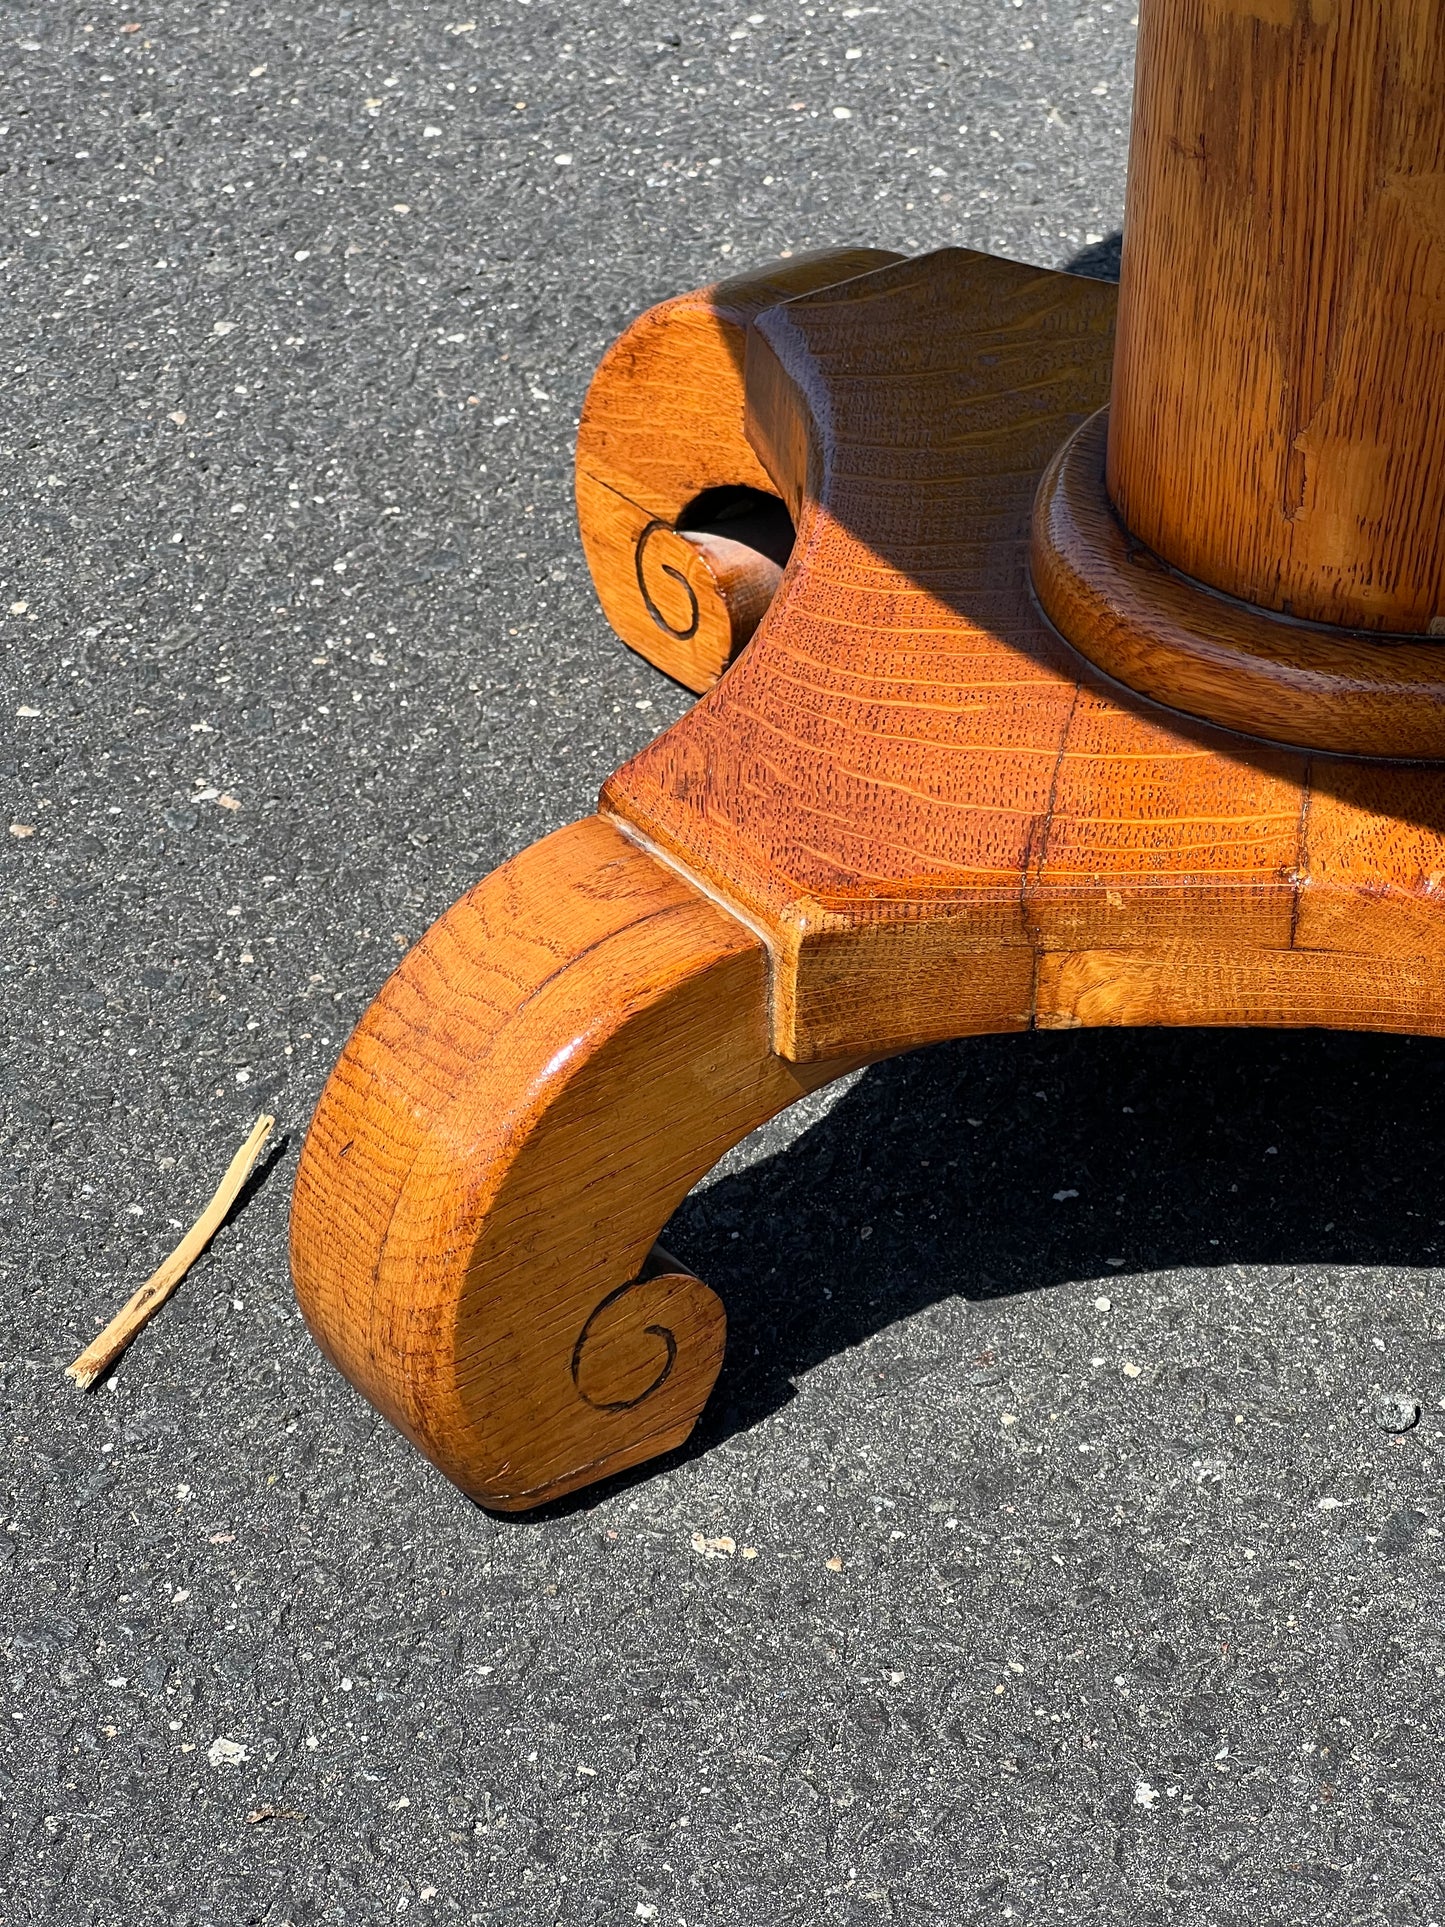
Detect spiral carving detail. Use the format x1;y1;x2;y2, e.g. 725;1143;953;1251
634;518;701;640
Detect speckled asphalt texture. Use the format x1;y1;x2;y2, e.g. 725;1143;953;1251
4;3;1444;1923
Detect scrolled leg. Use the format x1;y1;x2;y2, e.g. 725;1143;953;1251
290;816;844;1510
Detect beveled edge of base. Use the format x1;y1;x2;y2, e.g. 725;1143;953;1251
1030;407;1445;762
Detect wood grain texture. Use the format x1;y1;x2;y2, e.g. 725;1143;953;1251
1037;946;1445;1036
296;224;1445;1509
1295;764;1445;958
575;248;902;691
607;250;1117;1059
1108;0;1445;632
1033;408;1445;756
600;247;1445;1061
290;815;846;1510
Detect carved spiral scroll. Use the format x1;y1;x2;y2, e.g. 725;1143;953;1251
634;519;702;641
571;1249;722;1415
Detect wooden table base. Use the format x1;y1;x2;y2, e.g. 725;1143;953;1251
290;247;1445;1510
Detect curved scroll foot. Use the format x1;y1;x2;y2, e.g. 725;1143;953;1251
289;816;848;1511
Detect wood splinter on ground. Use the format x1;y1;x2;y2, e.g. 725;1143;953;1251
65;1113;276;1390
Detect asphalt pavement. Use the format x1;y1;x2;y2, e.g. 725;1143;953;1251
4;2;1444;1922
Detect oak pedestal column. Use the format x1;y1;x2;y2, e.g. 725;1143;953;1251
1031;0;1445;755
1110;0;1445;636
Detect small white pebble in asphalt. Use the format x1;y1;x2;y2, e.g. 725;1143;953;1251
1093;1295;1112;1312
1121;1362;1142;1379
1053;1188;1078;1201
833;105;853;118
1134;1782;1158;1809
208;1736;249;1767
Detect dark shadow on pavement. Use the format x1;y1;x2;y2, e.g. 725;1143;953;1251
1064;229;1123;280
511;1022;1445;1522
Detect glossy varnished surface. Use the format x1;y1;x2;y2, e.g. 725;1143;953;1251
1033;408;1445;758
296;244;1445;1503
295;248;1445;1511
291;815;844;1508
575;248;901;691
603;248;1445;1060
1109;0;1445;632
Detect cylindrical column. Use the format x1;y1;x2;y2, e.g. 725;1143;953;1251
1108;0;1445;634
